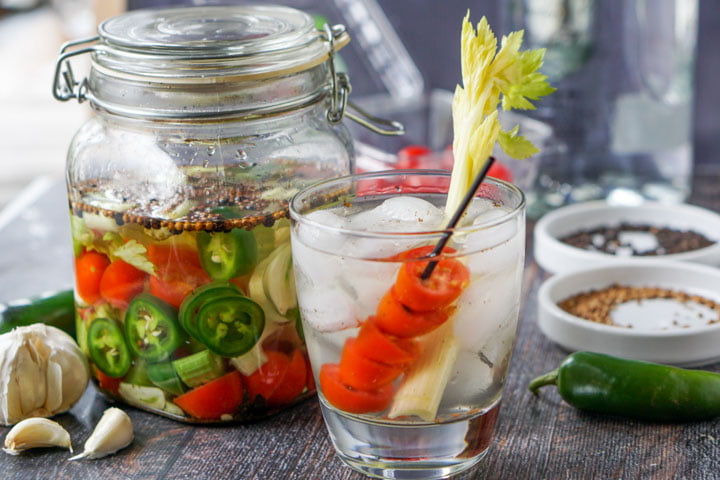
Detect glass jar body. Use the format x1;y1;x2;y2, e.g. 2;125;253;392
67;101;353;422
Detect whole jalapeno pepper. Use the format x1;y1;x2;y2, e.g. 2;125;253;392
197;229;258;281
0;289;75;337
88;317;131;378
529;351;720;422
125;293;186;361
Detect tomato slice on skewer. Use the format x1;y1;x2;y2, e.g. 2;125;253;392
375;291;450;338
393;256;470;312
354;317;418;366
320;364;394;414
338;338;403;391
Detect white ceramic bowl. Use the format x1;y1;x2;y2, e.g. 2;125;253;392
537;261;720;367
534;201;720;274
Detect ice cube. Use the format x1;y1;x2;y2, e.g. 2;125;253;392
291;236;341;287
349;196;444;232
439;350;495;408
335;256;398;318
298;286;359;333
465;232;525;276
296;209;347;252
453;270;522;353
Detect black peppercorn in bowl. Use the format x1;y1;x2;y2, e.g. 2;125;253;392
534;201;720;274
537;261;720;367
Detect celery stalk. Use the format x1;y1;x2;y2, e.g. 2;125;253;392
389;12;553;421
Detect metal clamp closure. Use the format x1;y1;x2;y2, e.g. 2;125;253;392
323;24;404;136
52;37;99;103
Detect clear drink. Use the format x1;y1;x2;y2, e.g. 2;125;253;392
290;170;526;479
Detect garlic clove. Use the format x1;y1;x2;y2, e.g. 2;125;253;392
3;417;72;455
69;407;133;461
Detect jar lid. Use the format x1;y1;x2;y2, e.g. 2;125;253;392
92;5;349;81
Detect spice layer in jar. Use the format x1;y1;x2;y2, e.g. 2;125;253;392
58;5;359;423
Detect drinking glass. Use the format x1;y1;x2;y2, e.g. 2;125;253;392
289;170;526;479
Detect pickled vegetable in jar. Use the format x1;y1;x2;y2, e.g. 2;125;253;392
53;5;401;423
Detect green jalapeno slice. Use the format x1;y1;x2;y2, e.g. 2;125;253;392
88;317;131;378
125;293;185;361
179;282;242;338
147;361;185;396
196;296;264;357
197;229;258;281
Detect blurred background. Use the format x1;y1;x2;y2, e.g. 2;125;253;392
1;0;718;210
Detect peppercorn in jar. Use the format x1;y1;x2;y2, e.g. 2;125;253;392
52;5;401;422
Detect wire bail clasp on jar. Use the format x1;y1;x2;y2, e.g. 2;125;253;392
52;36;99;103
323;23;404;137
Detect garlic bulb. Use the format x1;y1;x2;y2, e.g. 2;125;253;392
69;407;133;460
0;324;89;425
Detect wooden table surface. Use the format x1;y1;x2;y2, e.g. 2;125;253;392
0;167;719;480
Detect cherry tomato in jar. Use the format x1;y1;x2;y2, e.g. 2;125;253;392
174;370;244;420
100;259;146;309
245;350;290;402
267;349;307;407
148;244;211;308
75;251;110;304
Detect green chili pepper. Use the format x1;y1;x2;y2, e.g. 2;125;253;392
147;361;185;396
0;289;75;337
197;229;258;280
529;351;720;422
179;282;242;338
88;317;131;378
125;293;185;361
196;296;264;357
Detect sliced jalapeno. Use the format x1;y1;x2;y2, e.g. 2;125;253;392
147;361;185;396
196;296;264;357
88;317;131;378
197;229;258;280
125;293;185;361
179;282;242;338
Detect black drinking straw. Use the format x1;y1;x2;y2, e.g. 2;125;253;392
421;157;496;280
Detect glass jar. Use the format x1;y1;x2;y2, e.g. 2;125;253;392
53;5;399;423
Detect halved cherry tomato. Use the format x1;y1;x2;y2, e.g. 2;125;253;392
338;338;403;391
75;251;110;304
354;317;419;365
94;366;122;396
174;370;244;420
100;260;146;309
267;349;307;407
245;350;290;402
320;364;393;414
148;244;211;308
375;291;450;338
393;255;470;312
